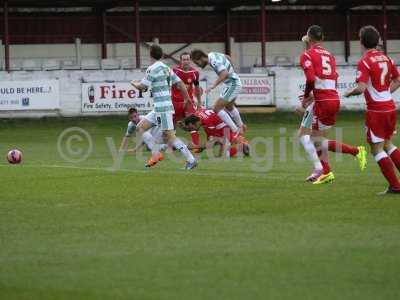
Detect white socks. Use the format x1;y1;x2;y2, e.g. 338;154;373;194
159;144;168;151
228;107;244;128
142;131;155;151
386;146;397;156
172;138;195;163
217;110;238;132
375;151;388;162
142;131;167;155
300;135;323;170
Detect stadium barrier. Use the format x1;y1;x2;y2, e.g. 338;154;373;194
0;66;399;118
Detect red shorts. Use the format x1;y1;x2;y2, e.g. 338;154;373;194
208;128;234;142
366;110;397;143
312;100;340;130
173;101;196;124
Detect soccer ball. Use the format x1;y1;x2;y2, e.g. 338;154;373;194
7;149;22;164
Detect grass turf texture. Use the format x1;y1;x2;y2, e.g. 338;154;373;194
1;112;400;300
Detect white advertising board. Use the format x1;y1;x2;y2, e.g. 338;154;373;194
0;80;60;110
81;82;153;113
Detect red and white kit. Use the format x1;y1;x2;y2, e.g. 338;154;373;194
195;109;241;157
195;109;234;140
300;44;340;130
171;66;199;123
356;49;399;143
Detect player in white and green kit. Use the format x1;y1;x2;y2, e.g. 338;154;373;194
190;49;245;138
130;45;197;170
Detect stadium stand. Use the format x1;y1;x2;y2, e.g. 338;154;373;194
62;59;80;70
120;58;135;70
22;59;42;71
348;55;361;66
42;59;62;71
335;55;349;66
101;58;120;70
9;60;22;71
274;55;293;66
253;57;274;67
0;0;398;118
81;58;101;70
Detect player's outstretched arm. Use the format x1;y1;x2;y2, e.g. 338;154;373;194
390;77;400;93
206;70;229;93
127;142;144;155
176;81;192;108
130;80;148;92
298;93;314;109
194;87;202;108
119;136;131;152
193;71;202;108
344;82;367;98
225;55;233;66
299;53;316;98
294;105;305;116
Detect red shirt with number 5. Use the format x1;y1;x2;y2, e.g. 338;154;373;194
300;44;340;102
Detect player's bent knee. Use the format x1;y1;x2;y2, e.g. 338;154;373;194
164;130;176;143
298;127;311;138
137;119;153;133
213;99;228;112
370;142;384;155
384;140;394;151
225;102;235;111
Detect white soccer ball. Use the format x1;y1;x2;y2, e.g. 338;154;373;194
7;149;22;164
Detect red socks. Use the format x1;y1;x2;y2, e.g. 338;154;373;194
317;150;331;174
375;152;400;190
229;147;238;157
388;147;400;172
190;131;200;148
328;140;359;156
320;160;331;174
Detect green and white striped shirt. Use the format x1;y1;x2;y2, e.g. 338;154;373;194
208;52;240;84
141;61;181;113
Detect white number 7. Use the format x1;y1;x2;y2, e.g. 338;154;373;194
322;56;332;75
378;62;388;86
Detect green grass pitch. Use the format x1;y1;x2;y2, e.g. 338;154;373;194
1;112;400;300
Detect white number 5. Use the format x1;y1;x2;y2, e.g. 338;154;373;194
378;62;388;86
322;55;332;75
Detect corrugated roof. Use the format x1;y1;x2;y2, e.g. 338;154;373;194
4;0;399;9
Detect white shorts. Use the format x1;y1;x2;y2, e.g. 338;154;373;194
367;127;385;144
220;81;242;102
144;110;174;131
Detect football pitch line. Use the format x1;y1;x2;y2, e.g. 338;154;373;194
0;162;380;181
0;162;284;180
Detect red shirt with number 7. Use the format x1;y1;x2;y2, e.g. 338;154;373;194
356;49;398;112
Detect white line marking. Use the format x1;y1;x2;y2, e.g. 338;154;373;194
0;162;381;182
0;163;278;180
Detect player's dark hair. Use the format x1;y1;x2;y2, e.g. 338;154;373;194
190;49;207;61
180;52;190;59
184;115;200;126
150;44;163;60
128;107;137;115
307;25;324;42
359;26;380;49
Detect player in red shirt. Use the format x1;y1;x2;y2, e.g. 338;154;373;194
298;28;366;183
181;109;249;158
299;25;365;184
345;26;400;194
172;52;202;150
